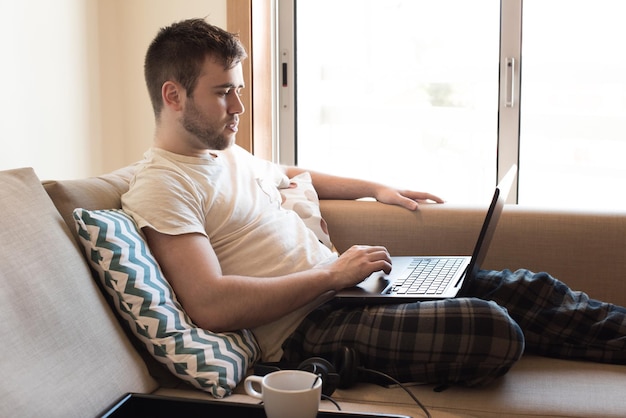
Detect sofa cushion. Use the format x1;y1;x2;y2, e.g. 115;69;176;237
0;168;157;418
43;165;136;241
73;208;261;398
44;165;187;387
280;171;333;249
328;355;626;418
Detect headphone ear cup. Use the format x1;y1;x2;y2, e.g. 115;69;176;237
333;346;360;389
297;357;340;397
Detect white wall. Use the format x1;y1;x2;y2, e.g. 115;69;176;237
0;0;91;179
0;0;226;180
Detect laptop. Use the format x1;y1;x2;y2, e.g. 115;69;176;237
335;165;517;304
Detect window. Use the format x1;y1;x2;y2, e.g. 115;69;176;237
519;0;626;207
278;0;626;208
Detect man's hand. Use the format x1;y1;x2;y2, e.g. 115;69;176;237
374;187;444;211
323;245;392;291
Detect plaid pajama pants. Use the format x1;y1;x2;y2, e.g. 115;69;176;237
281;269;626;386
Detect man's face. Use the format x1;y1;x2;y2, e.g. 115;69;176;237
180;57;245;151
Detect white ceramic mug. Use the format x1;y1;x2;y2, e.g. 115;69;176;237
244;370;322;418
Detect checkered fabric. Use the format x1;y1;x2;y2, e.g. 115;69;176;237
282;269;626;386
467;269;626;364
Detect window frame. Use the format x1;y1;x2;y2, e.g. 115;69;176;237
276;0;522;202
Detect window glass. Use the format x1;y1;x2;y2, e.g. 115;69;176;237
295;0;501;203
520;0;626;208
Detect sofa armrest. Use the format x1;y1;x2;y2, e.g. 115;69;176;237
320;200;626;307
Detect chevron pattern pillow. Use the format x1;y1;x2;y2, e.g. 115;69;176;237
73;208;260;398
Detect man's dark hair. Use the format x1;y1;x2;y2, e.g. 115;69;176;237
144;18;247;118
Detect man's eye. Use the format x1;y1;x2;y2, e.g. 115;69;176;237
217;88;243;97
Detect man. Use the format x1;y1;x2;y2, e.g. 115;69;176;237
123;18;626;387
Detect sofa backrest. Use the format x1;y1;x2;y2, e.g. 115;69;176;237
0;167;157;418
320;200;626;308
44;164;136;240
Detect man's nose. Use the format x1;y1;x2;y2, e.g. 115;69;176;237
229;93;245;115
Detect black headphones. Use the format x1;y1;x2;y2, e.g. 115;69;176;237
254;346;360;397
256;348;433;417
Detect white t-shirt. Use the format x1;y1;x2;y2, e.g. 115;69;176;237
122;146;336;360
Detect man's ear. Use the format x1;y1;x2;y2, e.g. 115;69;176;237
162;81;184;111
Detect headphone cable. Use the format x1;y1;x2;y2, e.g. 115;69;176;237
359;367;432;418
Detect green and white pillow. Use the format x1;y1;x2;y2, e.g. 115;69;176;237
73;208;260;398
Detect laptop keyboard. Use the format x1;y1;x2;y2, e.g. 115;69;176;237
391;258;464;295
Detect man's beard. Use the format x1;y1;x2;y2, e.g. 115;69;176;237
181;99;234;151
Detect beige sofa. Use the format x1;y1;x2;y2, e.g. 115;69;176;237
1;165;625;417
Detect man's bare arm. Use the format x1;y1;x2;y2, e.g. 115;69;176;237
284;166;444;210
143;227;391;332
